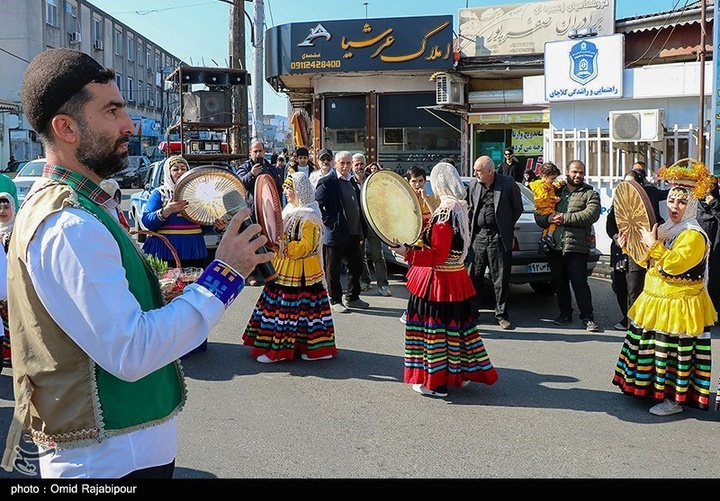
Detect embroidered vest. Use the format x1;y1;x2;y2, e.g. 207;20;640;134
2;180;185;471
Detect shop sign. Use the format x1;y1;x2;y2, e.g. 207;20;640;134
544;33;624;102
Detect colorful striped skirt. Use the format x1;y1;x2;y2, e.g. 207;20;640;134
404;294;498;392
612;323;712;410
243;281;337;362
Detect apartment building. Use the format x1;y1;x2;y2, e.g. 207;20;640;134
0;0;183;163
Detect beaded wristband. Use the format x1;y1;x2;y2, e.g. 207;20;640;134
196;260;245;308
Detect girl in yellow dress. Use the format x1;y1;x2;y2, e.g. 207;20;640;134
612;159;717;416
243;171;337;363
529;162;563;251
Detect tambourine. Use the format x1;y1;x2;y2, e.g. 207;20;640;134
253;173;283;252
174;165;278;283
360;170;423;247
174;166;248;225
613;178;656;264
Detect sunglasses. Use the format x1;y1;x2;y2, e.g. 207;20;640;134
505;153;513;157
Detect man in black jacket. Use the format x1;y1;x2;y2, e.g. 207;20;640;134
315;150;369;313
606;163;665;330
466;155;523;329
497;147;523;183
235;140;283;285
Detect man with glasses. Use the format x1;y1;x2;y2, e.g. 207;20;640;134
498;147;523;183
310;148;334;190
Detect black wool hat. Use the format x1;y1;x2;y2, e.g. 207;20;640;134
21;48;107;133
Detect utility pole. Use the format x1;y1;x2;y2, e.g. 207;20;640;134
698;0;707;163
252;0;264;143
229;1;249;160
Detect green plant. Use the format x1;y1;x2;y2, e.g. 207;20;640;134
146;254;169;276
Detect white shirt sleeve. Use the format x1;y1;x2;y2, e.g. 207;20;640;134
27;207;225;382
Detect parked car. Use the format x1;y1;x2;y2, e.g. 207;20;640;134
13;158;46;206
380;178;600;295
2;159;30;179
129;160;222;253
111;155;151;188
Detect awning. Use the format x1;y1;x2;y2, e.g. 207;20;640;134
0;99;20;113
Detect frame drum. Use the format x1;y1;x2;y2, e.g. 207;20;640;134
254;173;283;252
360;170;423;247
613;178;656;264
174;166;248;225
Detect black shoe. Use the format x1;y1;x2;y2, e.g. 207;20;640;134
553;314;572;325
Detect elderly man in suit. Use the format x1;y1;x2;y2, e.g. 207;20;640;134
466;155;523;329
315;150;369;313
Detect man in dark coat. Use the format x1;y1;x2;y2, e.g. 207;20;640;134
315;150;369;313
235;140;283;285
466;155;523;329
497;147;523;183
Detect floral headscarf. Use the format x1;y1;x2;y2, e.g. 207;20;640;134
157;155;188;203
429;162;470;262
281;172;322;228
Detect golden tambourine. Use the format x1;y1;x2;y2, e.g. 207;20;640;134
613;178;656;264
360;170;423;247
174;166;248;225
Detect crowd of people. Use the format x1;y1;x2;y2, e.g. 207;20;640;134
4;48;720;480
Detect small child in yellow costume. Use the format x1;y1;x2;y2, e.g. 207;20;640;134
529;162;563;252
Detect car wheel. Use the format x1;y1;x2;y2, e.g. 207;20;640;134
530;282;555;295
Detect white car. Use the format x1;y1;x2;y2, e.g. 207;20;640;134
380;178;600;295
129;160;222;252
13;158;46;207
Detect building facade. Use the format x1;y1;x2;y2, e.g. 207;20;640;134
0;0;182;165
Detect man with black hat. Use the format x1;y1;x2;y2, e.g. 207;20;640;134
310;147;334;189
1;48;272;478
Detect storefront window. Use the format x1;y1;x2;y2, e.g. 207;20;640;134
378;93;460;175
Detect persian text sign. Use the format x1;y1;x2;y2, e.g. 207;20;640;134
458;0;615;57
544;33;624;102
266;16;454;77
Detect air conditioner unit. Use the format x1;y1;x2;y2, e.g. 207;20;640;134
69;32;82;44
93;40;103;50
182;91;232;123
609;109;665;142
435;74;464;106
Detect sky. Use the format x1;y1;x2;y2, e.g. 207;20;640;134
88;0;685;117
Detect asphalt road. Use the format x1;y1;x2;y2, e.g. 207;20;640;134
2;267;720;481
1;191;719;482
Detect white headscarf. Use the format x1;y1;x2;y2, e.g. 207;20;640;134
157;155;187;203
0;192;16;251
0;192;17;235
657;185;707;247
429;162;470;262
281;171;322;229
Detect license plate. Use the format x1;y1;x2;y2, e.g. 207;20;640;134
527;262;550;273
